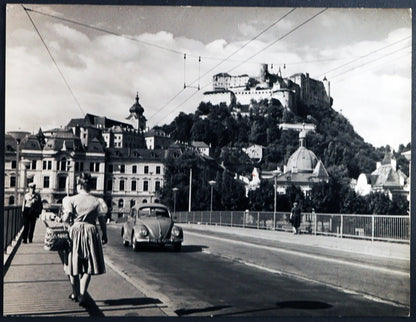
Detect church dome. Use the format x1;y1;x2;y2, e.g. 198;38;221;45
286;146;319;173
129;93;144;115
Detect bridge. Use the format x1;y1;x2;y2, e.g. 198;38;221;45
3;207;410;317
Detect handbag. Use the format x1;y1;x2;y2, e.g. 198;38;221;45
43;220;71;251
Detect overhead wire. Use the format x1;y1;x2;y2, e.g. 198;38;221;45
22;5;86;116
314;35;411;79
332;46;411;83
147;7;297;122
22;6;190;57
155;7;329;124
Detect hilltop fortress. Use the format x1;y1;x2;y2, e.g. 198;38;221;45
203;64;332;112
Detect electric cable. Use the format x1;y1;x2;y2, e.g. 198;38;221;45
22;5;86;116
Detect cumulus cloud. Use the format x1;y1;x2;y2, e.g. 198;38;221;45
5;5;411;150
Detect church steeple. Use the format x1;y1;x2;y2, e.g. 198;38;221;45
126;92;147;132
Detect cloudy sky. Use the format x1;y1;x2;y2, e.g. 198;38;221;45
5;4;411;150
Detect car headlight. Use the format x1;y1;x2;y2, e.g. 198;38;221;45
139;226;148;237
171;226;180;237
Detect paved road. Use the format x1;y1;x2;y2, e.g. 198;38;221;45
105;224;409;317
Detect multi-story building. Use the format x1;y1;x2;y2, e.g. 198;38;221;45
355;152;408;200
4;94;189;221
203;64;331;112
104;148;168;219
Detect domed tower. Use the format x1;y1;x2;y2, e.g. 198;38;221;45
126;92;147;132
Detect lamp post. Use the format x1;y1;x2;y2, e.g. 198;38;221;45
172;187;179;213
8;131;30;205
272;169;280;230
21;159;31;203
208;180;216;224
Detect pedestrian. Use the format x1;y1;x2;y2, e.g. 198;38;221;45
21;183;42;243
290;202;302;234
60;172;108;307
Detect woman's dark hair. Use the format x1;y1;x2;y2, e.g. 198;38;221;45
77;172;92;192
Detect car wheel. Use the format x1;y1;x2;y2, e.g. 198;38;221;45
173;242;182;252
131;234;139;252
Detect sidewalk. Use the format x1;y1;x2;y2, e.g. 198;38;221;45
3;221;168;317
183;223;410;261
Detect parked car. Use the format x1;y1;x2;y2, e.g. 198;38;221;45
121;203;183;251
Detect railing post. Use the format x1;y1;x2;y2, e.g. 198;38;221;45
371;215;375;242
200;211;203;224
273;212;276;231
340;214;343;239
231;212;233;227
243;211;245;228
314;212;317;236
220;211;222;226
257;212;260;229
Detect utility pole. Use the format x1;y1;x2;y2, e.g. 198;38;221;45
188;168;192;212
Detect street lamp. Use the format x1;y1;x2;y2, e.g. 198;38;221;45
172;187;179;213
208;180;216;224
21;159;31;203
272;169;281;230
8;131;30;204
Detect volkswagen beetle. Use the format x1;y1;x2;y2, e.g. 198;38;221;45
121;203;183;251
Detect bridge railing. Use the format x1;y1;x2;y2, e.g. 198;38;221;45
174;211;410;243
4;206;23;252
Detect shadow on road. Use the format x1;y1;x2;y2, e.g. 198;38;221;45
276;300;332;310
212;301;332;317
102;297;162;306
175;305;232;316
130;245;208;253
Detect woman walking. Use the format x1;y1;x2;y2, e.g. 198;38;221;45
61;172;108;307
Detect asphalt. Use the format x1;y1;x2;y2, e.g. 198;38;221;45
3;220;410;317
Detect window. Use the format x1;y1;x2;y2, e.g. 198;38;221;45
60;159;67;171
119;180;125;191
43;160;47;170
131;180;136;191
118;199;124;208
120;165;125;173
143;181;148;191
44;176;50;188
48;161;52;170
90;177;97;190
108;164;113;173
144;165;149;174
107;179;113;191
155;181;161;191
132;165;137;174
90;162;94;172
31;160;37;170
130;199;135;208
95;162;100;172
10;176;16;187
156;166;161;174
11;160;16;169
9;196;15;205
58;176;67;190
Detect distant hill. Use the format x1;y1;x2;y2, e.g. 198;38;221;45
161;99;410;180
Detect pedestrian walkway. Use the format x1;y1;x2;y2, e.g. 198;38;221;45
3;221;168;317
183;223;410;260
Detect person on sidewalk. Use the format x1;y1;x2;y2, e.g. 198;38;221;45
61;172;108;307
21;183;42;243
290;202;302;234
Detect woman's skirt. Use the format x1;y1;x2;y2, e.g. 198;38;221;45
65;222;106;276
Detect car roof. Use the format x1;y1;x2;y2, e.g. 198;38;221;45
133;203;169;210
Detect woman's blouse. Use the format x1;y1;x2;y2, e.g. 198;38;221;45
62;191;108;225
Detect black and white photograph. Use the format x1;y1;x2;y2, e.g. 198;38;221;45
3;2;412;318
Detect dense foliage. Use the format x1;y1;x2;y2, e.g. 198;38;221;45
159;99;410;215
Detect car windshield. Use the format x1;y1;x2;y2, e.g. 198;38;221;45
138;207;170;218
